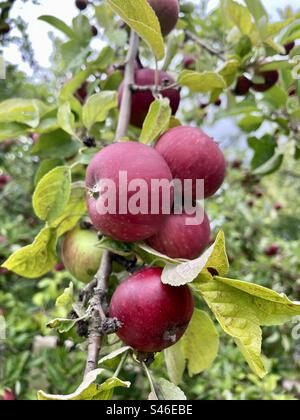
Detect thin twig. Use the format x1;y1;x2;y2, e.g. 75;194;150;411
185;30;225;61
83;30;140;378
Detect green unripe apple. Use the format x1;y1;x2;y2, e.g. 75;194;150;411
62;227;103;283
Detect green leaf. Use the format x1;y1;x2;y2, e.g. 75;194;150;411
225;0;253;35
140;98;172;144
56;283;74;308
252;152;284;176
136;243;180;266
0;122;28;141
161;231;229;287
248;135;277;170
164;341;185;385
33;166;72;224
178;70;226;93
47;317;78;334
72;14;93;44
99;237;134;257
34;159;63;186
31;129;80;159
2;227;57;279
57;102;77;137
238;115;263;133
156;378;186;401
244;0;268;26
0;99;42;128
37;369;130;400
182;309;220;376
263;86;288;109
106;0;165;60
39;15;76;38
51;184;87;238
219;59;240;86
82;92;117;130
98;347;131;366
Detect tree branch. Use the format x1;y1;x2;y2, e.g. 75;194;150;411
185;30;225;61
83;30;140;378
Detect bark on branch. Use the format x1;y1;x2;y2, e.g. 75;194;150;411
185;30;225;61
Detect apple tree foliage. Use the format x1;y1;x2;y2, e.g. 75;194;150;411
1;0;300;400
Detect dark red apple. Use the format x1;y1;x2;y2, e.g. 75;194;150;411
274;203;282;211
234;75;253;96
155;126;226;199
110;267;194;352
214;98;222;107
148;0;179;36
0;174;11;190
252;70;279;92
91;25;98;37
118;68;180;128
147;207;211;259
54;263;65;272
284;42;295;55
75;81;88;103
62;227;103;283
231;160;242;169
86;142;174;242
75;0;88;10
183;55;196;70
265;244;280;257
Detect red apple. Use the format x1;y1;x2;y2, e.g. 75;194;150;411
86;142;174;242
284;42;295;55
265;244;280;257
110;267;194;352
54;262;65;272
75;81;88;103
274;203;282;211
183;55;196;70
231;160;242;169
148;0;179;36
91;25;98;37
75;0;88;10
234;75;253;96
155;126;226;199
0;174;11;190
1;389;15;401
118;68;180;128
147;207;211;259
252;70;279;92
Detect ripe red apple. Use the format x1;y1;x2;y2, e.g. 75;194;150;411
91;25;98;37
86;142;174;242
155;126;226;199
265;244;280;257
0;174;11;190
62;227;103;283
214;98;222;107
274;203;282;211
118;68;180;128
75;81;88;103
75;0;88;10
1;389;15;401
231;160;242;169
148;0;179;36
110;267;194;352
284;42;295;55
183;55;196;70
252;70;279;92
147;207;211;259
234;75;253;96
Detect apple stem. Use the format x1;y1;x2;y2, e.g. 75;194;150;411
185;30;225;61
84;30;140;378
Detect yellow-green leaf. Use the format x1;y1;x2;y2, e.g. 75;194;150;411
57;102;76;137
161;231;229;287
225;0;253;35
51;184;87;237
182;309;220;376
37;369;130;400
82;92;117;130
107;0;165;60
33;166;72;224
140;98;172;144
156;378;186;401
56;282;74;307
0;99;42;128
178;70;226;93
164;341;186;385
2;227;57;279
